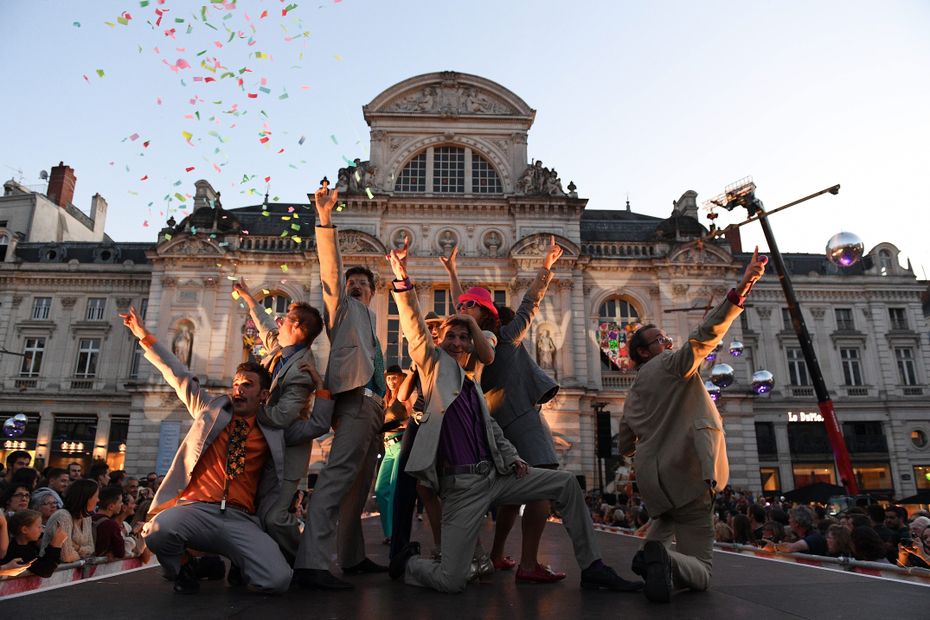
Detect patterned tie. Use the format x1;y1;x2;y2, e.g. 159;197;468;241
372;337;386;395
266;350;283;377
225;418;249;479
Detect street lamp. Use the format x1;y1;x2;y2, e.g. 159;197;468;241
705;178;859;495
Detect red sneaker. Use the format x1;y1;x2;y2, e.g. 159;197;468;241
515;563;567;583
492;556;517;571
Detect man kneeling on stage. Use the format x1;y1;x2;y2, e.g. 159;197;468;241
120;307;292;594
384;245;642;594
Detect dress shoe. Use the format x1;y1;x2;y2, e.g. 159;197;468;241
294;568;354;591
580;562;643;592
227;563;244;588
642;540;673;603
173;562;200;594
342;557;389;575
516;563;567;583
389;542;420;580
492;555;517;571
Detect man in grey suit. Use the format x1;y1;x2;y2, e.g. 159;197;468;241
293;185;388;590
384;247;643;594
234;280;327;564
619;248;767;603
120;307;295;594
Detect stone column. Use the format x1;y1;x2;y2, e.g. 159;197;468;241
774;421;794;491
94;411;111;463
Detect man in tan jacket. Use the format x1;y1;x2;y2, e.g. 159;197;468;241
619;248;767;603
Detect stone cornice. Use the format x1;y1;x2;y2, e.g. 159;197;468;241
0;274;149;290
752;287;922;302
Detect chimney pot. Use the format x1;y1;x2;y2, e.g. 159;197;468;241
47;162;77;208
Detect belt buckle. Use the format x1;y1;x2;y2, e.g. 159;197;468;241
475;461;491;475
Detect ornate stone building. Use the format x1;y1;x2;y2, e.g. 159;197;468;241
2;72;928;498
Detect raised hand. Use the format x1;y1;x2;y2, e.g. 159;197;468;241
543;235;563;270
737;246;768;297
51;523;68;548
439;244;458;274
313;185;340;226
386;235;410;281
233;279;257;308
119;306;149;340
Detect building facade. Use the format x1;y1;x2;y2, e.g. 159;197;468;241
2;72;928;497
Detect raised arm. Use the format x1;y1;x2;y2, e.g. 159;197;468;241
396;366;418;402
235;279;280;351
386;243;438;375
439;245;464;303
444;313;495;366
501;236;562;345
668;247;767;379
120;306;212;418
313;185;345;330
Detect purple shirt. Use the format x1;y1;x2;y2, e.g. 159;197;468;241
437;378;491;467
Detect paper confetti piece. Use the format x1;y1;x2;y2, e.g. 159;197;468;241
298;135;306;145
142;220;149;227
181;130;193;143
96;69;105;77
330;134;338;144
185;166;195;172
264;307;274;315
226;275;238;281
140;175;149;181
292;236;302;243
129;133;140;141
73;21;81;27
280;264;289;272
174;192;187;201
231;290;241;300
365;187;374;199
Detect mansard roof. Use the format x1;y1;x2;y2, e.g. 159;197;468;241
580;209;665;242
733;251;872;276
226;202;316;237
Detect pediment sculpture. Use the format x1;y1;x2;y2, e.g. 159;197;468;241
516;161;566;196
388;84;512;115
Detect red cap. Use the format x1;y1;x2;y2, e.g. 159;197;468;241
458;287;498;318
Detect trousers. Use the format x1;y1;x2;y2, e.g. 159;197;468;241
143;501;291;593
374;431;404;538
295;388;383;570
644;490;715;591
389;420;420;559
405;467;598;593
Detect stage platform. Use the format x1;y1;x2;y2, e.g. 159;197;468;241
3;517;926;619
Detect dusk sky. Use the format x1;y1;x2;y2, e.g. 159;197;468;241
2;1;928;276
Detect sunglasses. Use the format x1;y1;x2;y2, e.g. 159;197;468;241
456;300;479;310
648;335;673;348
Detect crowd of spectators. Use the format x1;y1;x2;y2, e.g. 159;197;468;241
0;450;157;580
585;482;930;571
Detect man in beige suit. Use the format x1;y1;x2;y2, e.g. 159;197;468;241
293;185;388;590
384;246;642;594
619;248;767;603
233;280;328;564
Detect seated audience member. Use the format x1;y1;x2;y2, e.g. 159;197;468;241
92;486;126;560
778;506;827;556
30;488;61;524
826;524;853;558
731;514;752;545
2;484;31;516
120;306;294;595
850;526;891;564
714;522;734;543
86;461;111;488
2;509;68;578
42;479;99;562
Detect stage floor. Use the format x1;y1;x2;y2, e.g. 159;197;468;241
4;517;926;619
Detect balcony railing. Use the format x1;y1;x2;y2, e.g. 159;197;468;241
602;372;636;391
789;386;815;398
902;386;924;396
845;435;889;454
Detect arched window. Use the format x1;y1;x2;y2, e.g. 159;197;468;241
878;249;893;275
597;298;641;373
393;146;503;194
241;292;292;361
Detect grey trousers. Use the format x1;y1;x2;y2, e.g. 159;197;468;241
264;478;300;562
405;467;599;593
295;388;383;570
143;501;291;593
644;490;715;591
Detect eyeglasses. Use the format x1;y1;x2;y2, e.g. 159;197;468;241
648;335;673;349
12;492;30;499
456;300;479;310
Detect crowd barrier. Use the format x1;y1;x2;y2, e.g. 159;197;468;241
0;555;153;598
592;523;930;587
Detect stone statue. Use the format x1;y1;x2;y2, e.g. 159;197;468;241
536;328;557;370
439;231;457;256
516;160;565;196
172;323;193;367
483;230;502;257
545;168;566;196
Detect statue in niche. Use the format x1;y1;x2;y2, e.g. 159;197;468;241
172;323;194;367
483;230;502;257
536;328;557;370
392;229;410;250
439;231;457;256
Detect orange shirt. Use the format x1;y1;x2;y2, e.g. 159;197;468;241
179;414;270;514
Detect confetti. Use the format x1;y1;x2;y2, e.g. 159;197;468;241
96;69;105;77
280;264;289;272
185;166;195;172
73;21;81;27
330;134;338;144
264;307;274;315
181;130;193;143
365;187;374;199
298;135;306;145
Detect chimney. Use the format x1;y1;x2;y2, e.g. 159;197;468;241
46;161;76;208
724;226;743;254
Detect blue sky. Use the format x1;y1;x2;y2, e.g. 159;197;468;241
1;1;928;276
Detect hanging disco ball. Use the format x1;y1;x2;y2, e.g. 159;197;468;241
751;370;775;395
729;340;744;357
12;413;27;429
706;343;723;362
704;380;721;402
710;363;735;388
3;418;23;438
826;232;864;267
